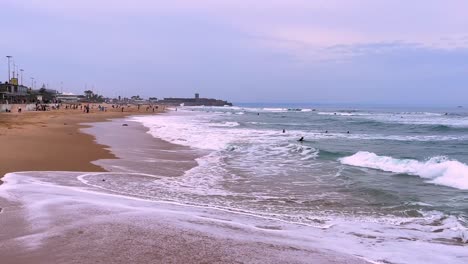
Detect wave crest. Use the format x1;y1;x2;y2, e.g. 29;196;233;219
210;121;240;127
339;151;468;190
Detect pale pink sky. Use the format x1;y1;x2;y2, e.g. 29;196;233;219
1;0;468;104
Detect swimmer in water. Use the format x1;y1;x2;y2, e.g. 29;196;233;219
282;129;286;133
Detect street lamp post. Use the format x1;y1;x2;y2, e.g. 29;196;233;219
12;62;16;81
6;56;12;82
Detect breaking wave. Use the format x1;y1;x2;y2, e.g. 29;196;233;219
209;121;240;127
339;151;468;190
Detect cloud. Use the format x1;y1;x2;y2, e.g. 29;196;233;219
5;0;468;48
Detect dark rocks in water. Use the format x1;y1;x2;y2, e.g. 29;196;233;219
122;124;129;126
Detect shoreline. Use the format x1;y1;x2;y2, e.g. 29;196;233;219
0;114;369;264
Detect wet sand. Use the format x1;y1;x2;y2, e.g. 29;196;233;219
0;108;368;264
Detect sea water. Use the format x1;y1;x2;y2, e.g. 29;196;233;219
126;105;467;262
4;105;467;263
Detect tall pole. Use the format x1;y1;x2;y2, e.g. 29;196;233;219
20;69;24;86
31;77;34;89
6;56;12;82
12;62;16;81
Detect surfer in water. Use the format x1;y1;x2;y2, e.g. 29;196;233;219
298;136;304;142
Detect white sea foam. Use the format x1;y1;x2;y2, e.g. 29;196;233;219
287;143;320;160
399;112;443;116
317;112;357;116
129;112;468;247
209;121;240;127
131;113;238;150
130;113;324;189
263;107;288;112
339;151;468;190
131;113;298;151
131;112;467;164
161;152;234;196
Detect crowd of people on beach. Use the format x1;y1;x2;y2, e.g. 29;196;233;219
1;102;165;114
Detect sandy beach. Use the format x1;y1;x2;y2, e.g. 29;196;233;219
0;105;160;177
0;106;370;264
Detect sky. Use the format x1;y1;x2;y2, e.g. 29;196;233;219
1;0;468;105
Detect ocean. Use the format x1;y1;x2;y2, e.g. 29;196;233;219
128;105;468;262
2;104;467;263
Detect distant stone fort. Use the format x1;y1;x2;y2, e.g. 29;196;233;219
158;93;232;106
